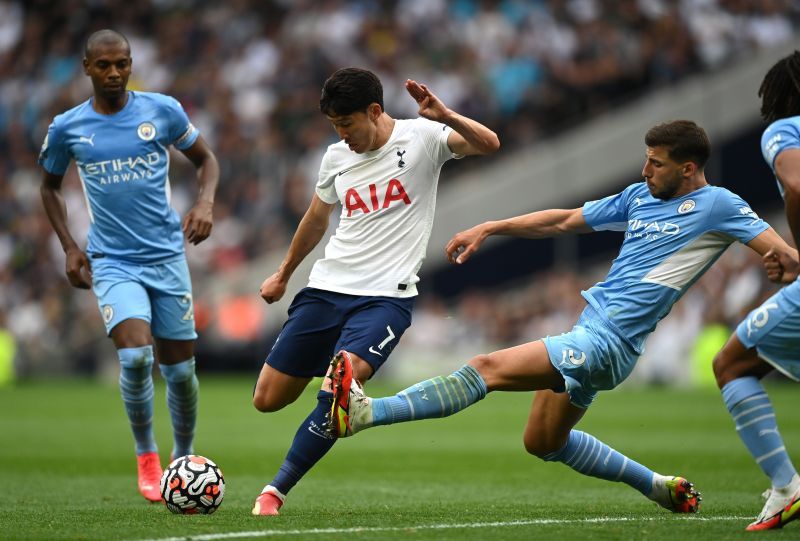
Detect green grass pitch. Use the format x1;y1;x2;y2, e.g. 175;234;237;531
1;377;798;540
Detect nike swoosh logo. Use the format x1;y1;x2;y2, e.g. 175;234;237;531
368;346;383;357
307;421;334;440
338;166;355;176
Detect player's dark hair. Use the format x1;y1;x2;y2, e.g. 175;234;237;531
645;120;710;169
320;67;384;116
84;29;130;59
759;51;800;123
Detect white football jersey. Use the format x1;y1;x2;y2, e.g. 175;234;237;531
308;117;459;297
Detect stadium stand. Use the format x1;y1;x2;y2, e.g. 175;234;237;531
1;0;798;377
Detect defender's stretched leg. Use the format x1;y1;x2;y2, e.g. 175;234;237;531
331;339;699;512
527;388;699;513
329;340;563;435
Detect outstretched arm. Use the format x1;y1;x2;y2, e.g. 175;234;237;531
405;79;499;156
179;135;220;245
40;170;92;289
260;194;337;303
446;208;590;264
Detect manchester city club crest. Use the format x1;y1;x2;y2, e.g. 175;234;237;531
137;122;157;141
102;305;114;325
677;199;696;214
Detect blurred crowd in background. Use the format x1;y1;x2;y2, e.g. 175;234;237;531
0;0;797;381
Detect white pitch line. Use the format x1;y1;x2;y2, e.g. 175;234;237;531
130;515;751;541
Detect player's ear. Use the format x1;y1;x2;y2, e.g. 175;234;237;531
82;57;90;75
682;161;696;177
368;102;382;121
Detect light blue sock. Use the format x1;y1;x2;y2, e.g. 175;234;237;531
722;376;797;488
542;430;654;495
159;358;199;459
118;346;156;455
371;365;487;426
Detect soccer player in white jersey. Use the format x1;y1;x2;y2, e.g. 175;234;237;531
251;67;499;515
330;120;798;516
711;51;800;531
38;30;219;503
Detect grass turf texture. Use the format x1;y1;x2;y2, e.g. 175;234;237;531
1;377;798;540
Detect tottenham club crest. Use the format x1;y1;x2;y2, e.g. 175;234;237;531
677;199;696;214
102;305;114;325
137;122;157;141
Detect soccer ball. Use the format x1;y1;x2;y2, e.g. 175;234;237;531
160;455;225;514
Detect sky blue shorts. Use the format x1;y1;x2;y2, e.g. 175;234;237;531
266;287;414;378
542;305;639;409
736;280;800;381
91;256;197;340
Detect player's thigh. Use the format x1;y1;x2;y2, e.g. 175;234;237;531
335;296;414;377
542;316;636;409
523;389;587;457
91;259;153;340
265;288;347;379
468;340;564;392
253;363;313;412
731;284;800;382
146;259;197;341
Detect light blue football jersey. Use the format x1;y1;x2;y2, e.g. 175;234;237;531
761;116;800;200
760;116;800;302
582;182;768;353
38;91;199;263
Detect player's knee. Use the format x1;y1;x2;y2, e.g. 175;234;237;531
252;394;283;413
467;353;495;380
252;388;292;413
522;431;564;459
118;345;154;369
712;350;736;389
251;391;272;412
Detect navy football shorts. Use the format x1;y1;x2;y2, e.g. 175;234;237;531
266;287;414;378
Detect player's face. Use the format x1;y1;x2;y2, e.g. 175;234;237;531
326;105;380;154
83;42;131;102
641;146;687;200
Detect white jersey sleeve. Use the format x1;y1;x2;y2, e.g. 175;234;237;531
315;150;339;204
